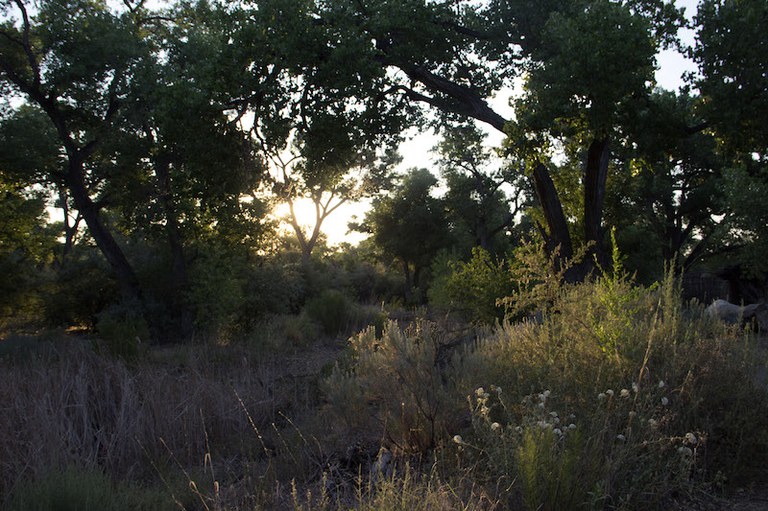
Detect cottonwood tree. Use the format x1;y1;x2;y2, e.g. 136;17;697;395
233;0;688;281
435;124;529;255
0;0;270;337
691;0;768;278
605;90;725;282
356;168;451;302
257;116;398;264
0;0;151;302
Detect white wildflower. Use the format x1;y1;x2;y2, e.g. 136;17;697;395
568;423;577;430
453;435;463;444
543;390;551;398
491;422;501;432
658;380;665;389
616;434;626;442
661;397;669;406
632;382;639;393
598;392;607;401
685;432;698;445
620;388;630;398
553;428;563;436
549;411;558;418
475;387;486;397
606;389;615;397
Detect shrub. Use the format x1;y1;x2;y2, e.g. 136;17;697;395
429;247;515;324
447;268;768;509
304;289;354;336
186;244;248;339
322;320;470;452
95;301;150;362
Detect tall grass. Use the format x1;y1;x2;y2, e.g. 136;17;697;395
2;263;766;510
0;340;285;506
321;267;768;510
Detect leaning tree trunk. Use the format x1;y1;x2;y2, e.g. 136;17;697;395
531;163;585;281
65;154;143;305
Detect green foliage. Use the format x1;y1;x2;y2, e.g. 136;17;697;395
359;168;452;301
693;0;768;157
450;268;768;509
719;165;768;277
185;244;249;339
95;301;149;362
304;289;353;336
429;247;515;324
9;465;171;511
498;239;590;318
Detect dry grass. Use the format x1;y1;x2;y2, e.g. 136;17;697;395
0;339;287;505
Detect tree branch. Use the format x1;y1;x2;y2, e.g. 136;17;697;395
398;65;508;133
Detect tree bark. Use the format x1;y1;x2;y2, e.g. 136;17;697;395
533;163;573;261
154;153;193;340
584;137;610;270
65;153;143;304
402;259;413;303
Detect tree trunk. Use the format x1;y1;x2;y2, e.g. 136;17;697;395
65;155;143;304
532;163;573;260
402;259;413;303
584;137;610;271
155;154;193;340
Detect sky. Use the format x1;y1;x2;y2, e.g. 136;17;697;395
288;0;701;248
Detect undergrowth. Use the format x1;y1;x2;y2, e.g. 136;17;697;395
2;251;766;510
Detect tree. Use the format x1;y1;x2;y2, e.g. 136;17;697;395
691;0;768;278
0;0;273;337
258;120;398;264
0;171;58;321
0;0;151;302
235;0;687;281
604;90;725;282
357;168;451;302
435;124;528;255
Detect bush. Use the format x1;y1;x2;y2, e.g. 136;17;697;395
95;301;150;362
447;268;768;509
186;244;248;339
322;320;469;452
429;247;515;324
304;289;354;336
324;241;768;509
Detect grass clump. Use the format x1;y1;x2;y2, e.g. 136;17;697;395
9;465;171;511
445;264;768;509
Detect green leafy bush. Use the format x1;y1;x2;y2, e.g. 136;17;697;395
95;301;149;362
430;247;515;324
304;289;354;336
448;268;768;509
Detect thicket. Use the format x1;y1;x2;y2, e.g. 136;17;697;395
321;263;768;510
2;246;767;510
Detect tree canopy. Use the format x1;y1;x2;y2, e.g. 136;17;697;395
1;0;766;335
